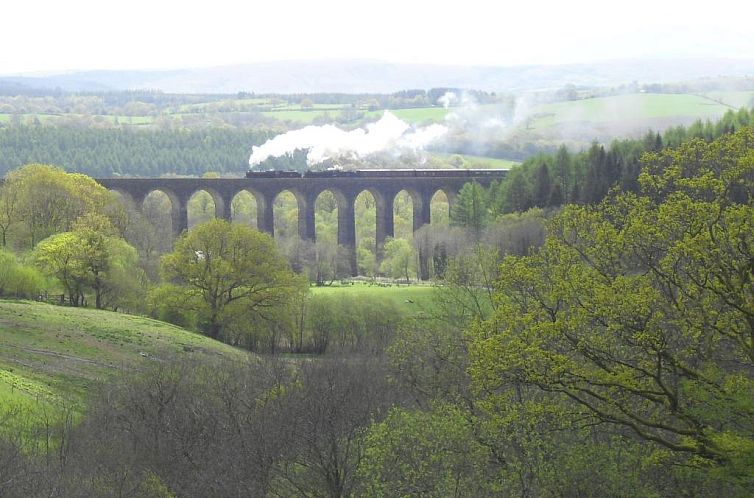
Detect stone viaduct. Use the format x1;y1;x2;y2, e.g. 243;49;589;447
96;169;508;276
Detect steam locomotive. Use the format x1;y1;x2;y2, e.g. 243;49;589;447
245;169;505;179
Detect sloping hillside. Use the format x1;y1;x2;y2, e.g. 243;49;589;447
0;300;248;413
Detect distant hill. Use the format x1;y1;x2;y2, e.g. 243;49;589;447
3;57;754;94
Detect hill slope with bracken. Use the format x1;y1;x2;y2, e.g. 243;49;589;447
0;300;249;414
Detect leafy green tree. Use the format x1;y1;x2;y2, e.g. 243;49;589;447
3;164;116;248
73;214;143;311
470;128;754;486
0;249;45;298
34;232;87;305
33;214;142;309
187;191;215;228
0;180;18;247
160;219;301;341
358;405;503;497
356;245;376;277
380;237;415;282
450;181;489;238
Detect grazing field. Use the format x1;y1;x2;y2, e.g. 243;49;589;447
0;286;436;406
527;93;736;130
310;282;438;314
512;91;754;148
261;106;451;125
262;109;336;123
701;90;754;108
431;152;519;169
367;107;450;123
0;300;247;412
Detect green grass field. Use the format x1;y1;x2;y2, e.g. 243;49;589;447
263;106;450;125
367;107;450;123
431;153;519;169
699;90;754;109
310;282;438;315
0;300;247;413
0;285;437;406
275;103;346;111
528;93;736;130
262;109;336;123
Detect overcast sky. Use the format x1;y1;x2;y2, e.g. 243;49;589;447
1;0;752;74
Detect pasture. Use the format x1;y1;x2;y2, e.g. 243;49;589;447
431;152;519;169
367;106;449;123
0;300;247;411
526;92;744;130
310;282;437;314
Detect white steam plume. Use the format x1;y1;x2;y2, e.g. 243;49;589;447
437;91;458;109
249;112;447;167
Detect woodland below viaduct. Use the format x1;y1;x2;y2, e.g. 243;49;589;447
96;170;508;276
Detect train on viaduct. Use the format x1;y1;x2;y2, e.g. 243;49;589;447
93;168;509;276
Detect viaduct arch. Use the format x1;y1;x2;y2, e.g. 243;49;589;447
96;170;508;277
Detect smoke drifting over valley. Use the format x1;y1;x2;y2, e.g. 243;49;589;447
249;112;447;167
248;92;526;169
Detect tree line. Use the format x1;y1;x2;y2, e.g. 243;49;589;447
0;86;501;113
485;107;754;213
0;126;272;177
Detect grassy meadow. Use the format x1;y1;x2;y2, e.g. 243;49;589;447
310;281;437;314
5;91;750;138
0;300;247;413
431;152;519;169
501;91;754;148
0;283;436;417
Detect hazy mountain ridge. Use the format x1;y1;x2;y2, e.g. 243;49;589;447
3;58;754;94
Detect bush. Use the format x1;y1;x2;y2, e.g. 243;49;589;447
0;250;46;299
304;294;403;354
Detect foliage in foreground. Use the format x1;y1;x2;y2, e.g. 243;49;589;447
0;356;400;498
0;249;45;299
470;127;754;486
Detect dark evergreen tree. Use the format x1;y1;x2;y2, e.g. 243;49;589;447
554;144;571;204
504;171;532;213
548;183;564;207
450;181;489;239
533;163;553;208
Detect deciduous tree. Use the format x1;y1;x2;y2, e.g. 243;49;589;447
33;214;142;309
160;219;301;341
380;237;415;282
470;129;754;484
3;164;116;248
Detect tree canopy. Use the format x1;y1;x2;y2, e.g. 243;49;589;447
33;214;141;309
1;163;117;248
470;127;754;484
159;219;302;341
